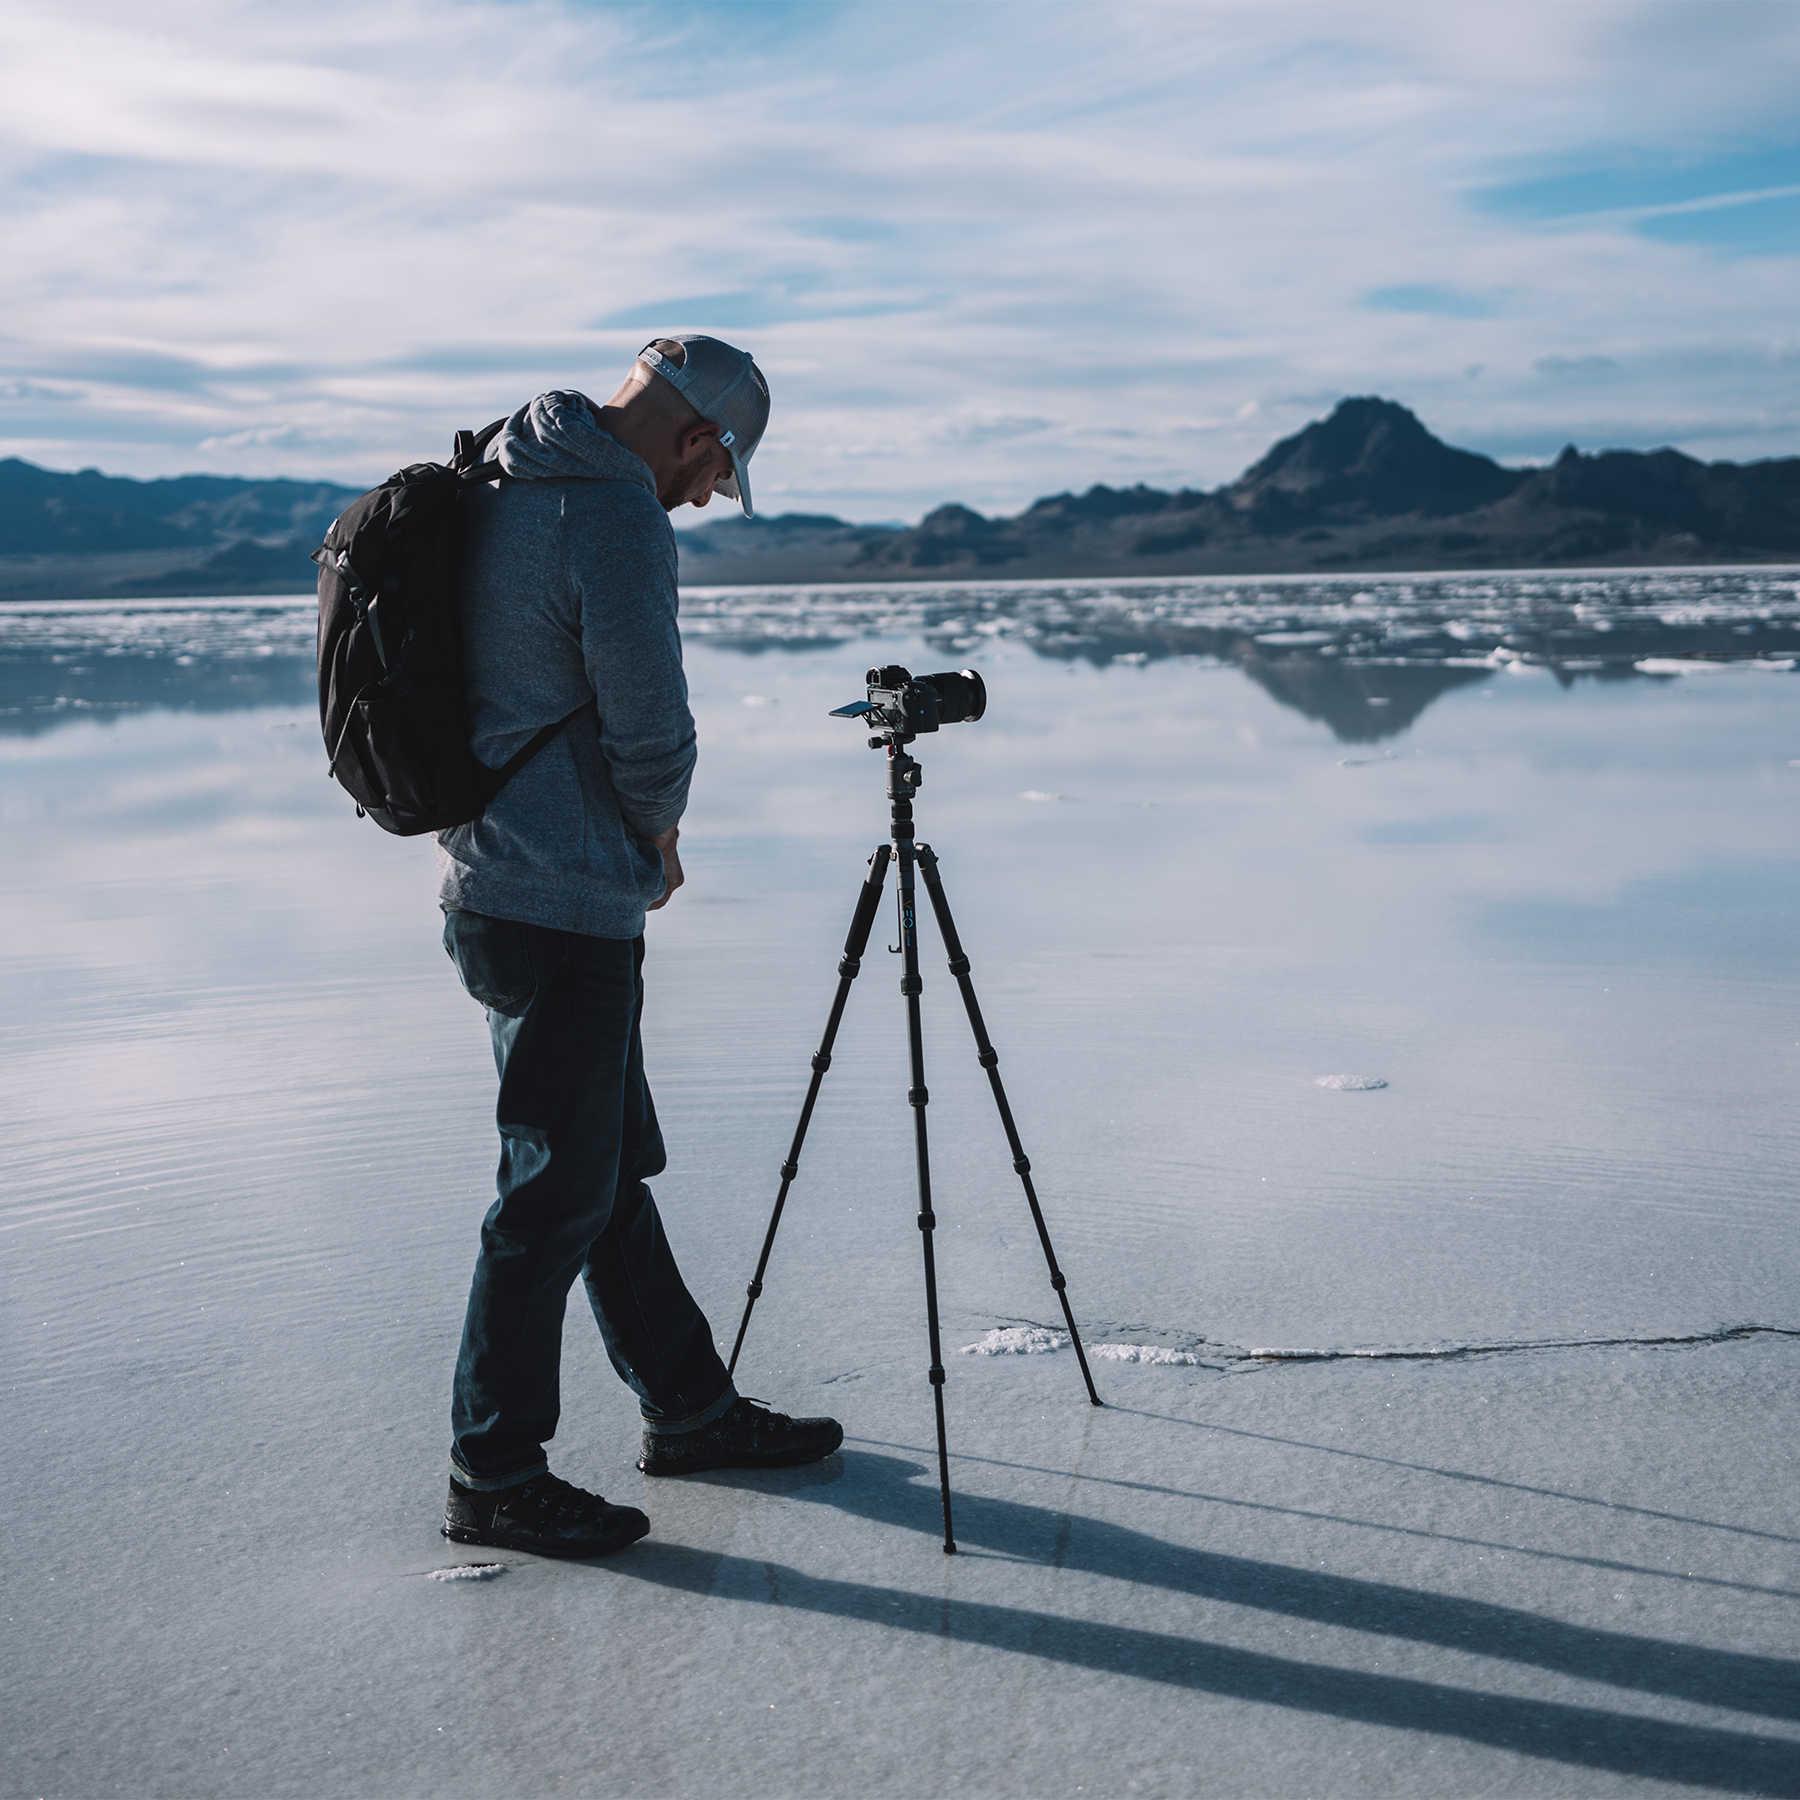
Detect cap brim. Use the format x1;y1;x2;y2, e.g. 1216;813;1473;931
718;449;754;519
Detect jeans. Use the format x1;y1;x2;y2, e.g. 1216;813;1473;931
442;907;735;1490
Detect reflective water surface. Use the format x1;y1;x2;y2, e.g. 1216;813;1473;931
3;572;1797;1408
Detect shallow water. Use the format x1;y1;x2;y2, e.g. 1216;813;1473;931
4;570;1796;1394
5;573;1799;1798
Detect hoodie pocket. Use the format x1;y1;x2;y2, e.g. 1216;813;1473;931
628;832;666;900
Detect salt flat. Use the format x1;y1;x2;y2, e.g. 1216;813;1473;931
3;578;1797;1797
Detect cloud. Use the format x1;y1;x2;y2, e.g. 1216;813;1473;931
1534;354;1623;379
195;422;352;455
935;412;1055;446
0;0;1796;512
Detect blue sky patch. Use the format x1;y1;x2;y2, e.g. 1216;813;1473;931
1474;140;1800;256
1362;286;1500;319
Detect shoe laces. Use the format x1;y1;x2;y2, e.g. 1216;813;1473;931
736;1396;793;1432
518;1471;603;1524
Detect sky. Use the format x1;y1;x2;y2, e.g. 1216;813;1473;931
1;0;1798;523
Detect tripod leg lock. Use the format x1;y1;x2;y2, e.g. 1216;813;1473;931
1013;1153;1031;1174
900;973;922;997
745;1279;763;1299
837;955;861;978
780;1158;799;1180
917;1210;936;1231
810;1051;832;1073
909;1085;929;1107
1049;1272;1066;1292
978;1048;999;1069
947;954;970;977
927;1365;946;1386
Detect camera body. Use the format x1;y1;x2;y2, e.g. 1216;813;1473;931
833;665;987;746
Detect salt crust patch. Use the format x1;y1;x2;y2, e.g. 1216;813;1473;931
1018;789;1066;803
959;1330;1207;1366
427;1563;506;1582
1637;656;1796;674
1315;1073;1388;1091
1092;1343;1207;1366
960;1326;1068;1355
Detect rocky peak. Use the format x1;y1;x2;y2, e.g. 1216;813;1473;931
1228;396;1522;520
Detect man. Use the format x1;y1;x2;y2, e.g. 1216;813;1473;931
435;335;841;1560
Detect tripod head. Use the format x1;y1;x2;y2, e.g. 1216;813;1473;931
830;665;987;749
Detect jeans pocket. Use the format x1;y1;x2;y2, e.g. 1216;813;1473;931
443;909;538;1018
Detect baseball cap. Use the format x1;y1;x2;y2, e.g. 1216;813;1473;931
637;334;770;517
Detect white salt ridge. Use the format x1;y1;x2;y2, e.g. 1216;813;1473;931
1092;1342;1208;1366
426;1563;506;1582
960;1325;1068;1355
1633;656;1795;675
1315;1073;1389;1091
961;1332;1209;1366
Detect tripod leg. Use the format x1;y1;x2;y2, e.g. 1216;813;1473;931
915;844;1103;1407
728;845;892;1377
895;836;957;1553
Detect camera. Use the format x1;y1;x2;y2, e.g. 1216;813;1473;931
830;665;987;746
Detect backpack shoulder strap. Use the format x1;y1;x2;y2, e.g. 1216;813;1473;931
480;701;594;796
451;416;511;481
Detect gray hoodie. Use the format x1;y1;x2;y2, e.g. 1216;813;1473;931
435;390;695;939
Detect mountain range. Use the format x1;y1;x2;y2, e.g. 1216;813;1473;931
2;396;1796;600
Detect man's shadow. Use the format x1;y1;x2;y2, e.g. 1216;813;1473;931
604;1449;1800;1797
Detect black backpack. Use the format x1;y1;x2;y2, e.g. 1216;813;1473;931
313;418;579;835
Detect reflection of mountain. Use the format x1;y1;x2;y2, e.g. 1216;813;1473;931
0;651;315;737
1233;653;1492;742
2;638;1490;746
920;622;1494;741
2;568;1792;744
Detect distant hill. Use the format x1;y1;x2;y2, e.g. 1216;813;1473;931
3;397;1797;600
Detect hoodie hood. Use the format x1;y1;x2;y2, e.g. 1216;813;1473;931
491;390;656;491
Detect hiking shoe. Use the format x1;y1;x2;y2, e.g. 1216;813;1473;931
442;1471;650;1559
637;1397;844;1477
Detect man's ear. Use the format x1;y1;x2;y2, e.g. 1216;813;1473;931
680;419;722;456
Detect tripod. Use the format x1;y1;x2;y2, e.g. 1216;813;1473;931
727;736;1102;1554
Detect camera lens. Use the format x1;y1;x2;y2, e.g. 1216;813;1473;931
922;669;986;726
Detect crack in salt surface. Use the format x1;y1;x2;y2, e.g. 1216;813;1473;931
1245;1324;1800;1364
969;1319;1800;1372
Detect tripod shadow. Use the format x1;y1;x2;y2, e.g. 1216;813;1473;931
842;1431;1800;1601
602;1450;1800;1793
687;1450;1797;1724
607;1546;1797;1792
